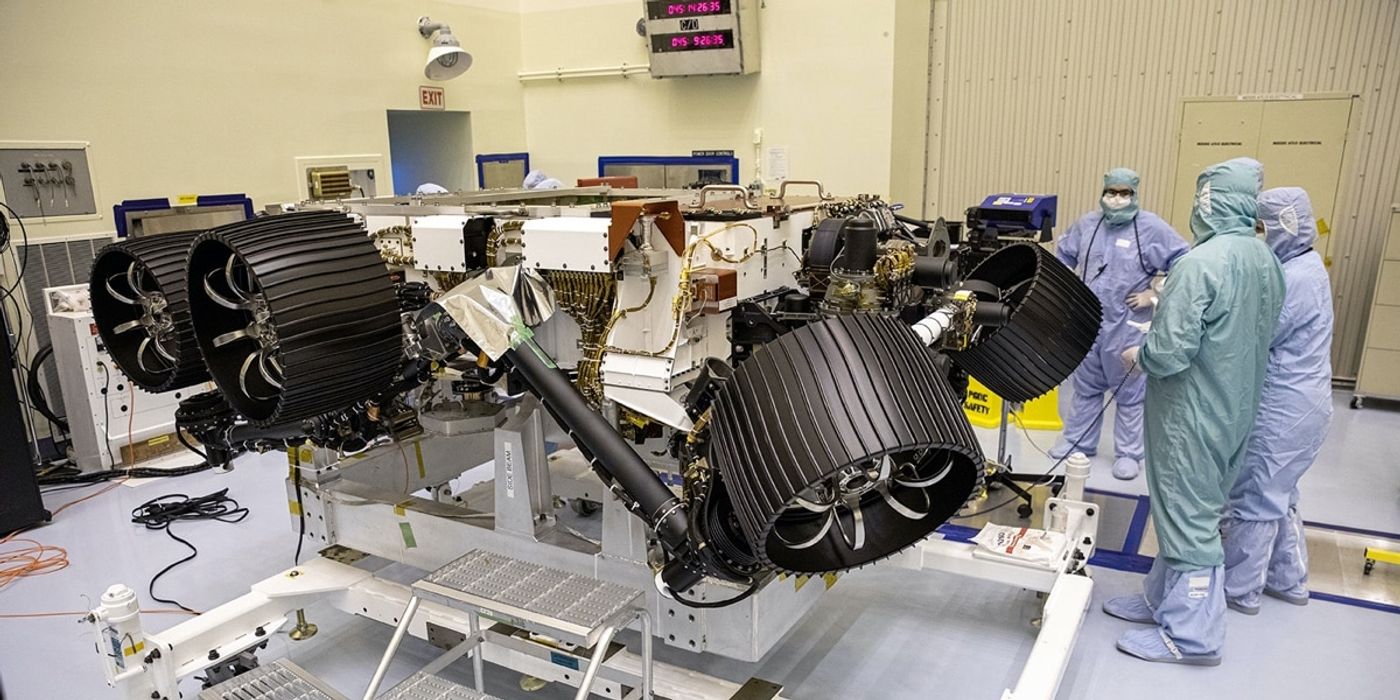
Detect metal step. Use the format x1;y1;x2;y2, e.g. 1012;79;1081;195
381;671;500;700
198;658;348;700
413;549;642;648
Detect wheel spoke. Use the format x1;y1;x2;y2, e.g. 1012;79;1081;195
895;455;954;488
256;348;283;389
836;500;866;550
105;274;139;305
203;270;254;310
794;495;836;513
774;510;834;550
224;254;257;301
213;327;253;348
151;334;178;362
880;482;930;520
125;263;142;297
238;351;277;400
136;336;170;373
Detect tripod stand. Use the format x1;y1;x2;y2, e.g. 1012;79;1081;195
984;399;1063;519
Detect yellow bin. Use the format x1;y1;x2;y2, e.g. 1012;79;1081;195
962;377;1062;431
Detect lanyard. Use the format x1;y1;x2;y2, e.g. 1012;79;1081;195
1081;215;1152;284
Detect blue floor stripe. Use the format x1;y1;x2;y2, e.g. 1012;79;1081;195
1088;549;1154;573
1302;520;1400;542
1118;496;1153;557
1309;591;1400;615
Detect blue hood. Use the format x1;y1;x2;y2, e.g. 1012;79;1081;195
1258;187;1318;263
1101;167;1141;226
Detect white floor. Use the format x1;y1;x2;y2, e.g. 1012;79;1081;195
1;390;1396;700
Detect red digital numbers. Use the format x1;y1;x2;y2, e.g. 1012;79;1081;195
668;1;723;16
669;32;725;50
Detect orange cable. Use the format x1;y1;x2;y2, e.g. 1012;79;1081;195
0;537;67;591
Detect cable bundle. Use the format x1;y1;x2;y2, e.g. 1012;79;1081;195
130;489;249;612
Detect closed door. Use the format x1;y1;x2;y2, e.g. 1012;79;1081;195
1171;97;1353;260
1256;98;1353;261
1170;100;1264;232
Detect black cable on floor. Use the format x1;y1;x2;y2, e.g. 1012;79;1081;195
130;489;249;613
36;460;210;486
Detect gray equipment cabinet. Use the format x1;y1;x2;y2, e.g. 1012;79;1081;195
1352;205;1400;408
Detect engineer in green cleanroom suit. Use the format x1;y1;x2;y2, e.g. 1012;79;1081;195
1103;157;1284;665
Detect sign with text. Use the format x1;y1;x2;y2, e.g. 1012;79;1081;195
419;85;445;110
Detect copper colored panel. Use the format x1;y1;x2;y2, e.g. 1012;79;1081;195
608;199;686;259
577;176;639;188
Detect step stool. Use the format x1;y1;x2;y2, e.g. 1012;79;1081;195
365;549;653;700
198;658;347;700
198;656;501;700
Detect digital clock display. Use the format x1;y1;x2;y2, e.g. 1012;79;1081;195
650;29;734;53
645;1;731;20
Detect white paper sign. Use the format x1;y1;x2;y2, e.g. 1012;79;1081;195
766;146;790;181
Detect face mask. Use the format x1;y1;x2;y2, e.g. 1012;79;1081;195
1102;194;1132;210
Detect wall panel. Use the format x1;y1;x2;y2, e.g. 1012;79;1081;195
929;0;1400;378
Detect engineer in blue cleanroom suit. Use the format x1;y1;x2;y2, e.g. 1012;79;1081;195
1103;157;1284;665
1220;187;1333;614
1052;168;1189;480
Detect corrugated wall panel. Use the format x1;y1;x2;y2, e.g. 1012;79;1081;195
929;0;1400;378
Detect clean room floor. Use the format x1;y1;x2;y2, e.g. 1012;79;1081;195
2;391;1396;700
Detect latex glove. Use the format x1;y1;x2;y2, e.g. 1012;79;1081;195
1121;346;1141;375
1127;320;1151;334
1126;289;1158;311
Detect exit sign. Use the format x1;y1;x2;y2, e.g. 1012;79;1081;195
419;86;445;110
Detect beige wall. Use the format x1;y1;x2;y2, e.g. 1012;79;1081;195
926;0;1400;379
0;0;528;241
518;0;901;197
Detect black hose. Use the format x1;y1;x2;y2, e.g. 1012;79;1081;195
503;342;690;553
27;344;69;432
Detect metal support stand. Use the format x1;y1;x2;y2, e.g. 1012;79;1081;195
362;593;494;700
363;595;421;700
574;626;618;700
980;400;1064;520
982;401;1052;519
290;608;318;640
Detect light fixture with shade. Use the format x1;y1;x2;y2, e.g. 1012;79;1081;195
418;15;471;81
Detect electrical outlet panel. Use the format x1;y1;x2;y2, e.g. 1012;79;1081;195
0;146;98;218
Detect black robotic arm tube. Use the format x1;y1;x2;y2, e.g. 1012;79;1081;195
502;343;701;589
